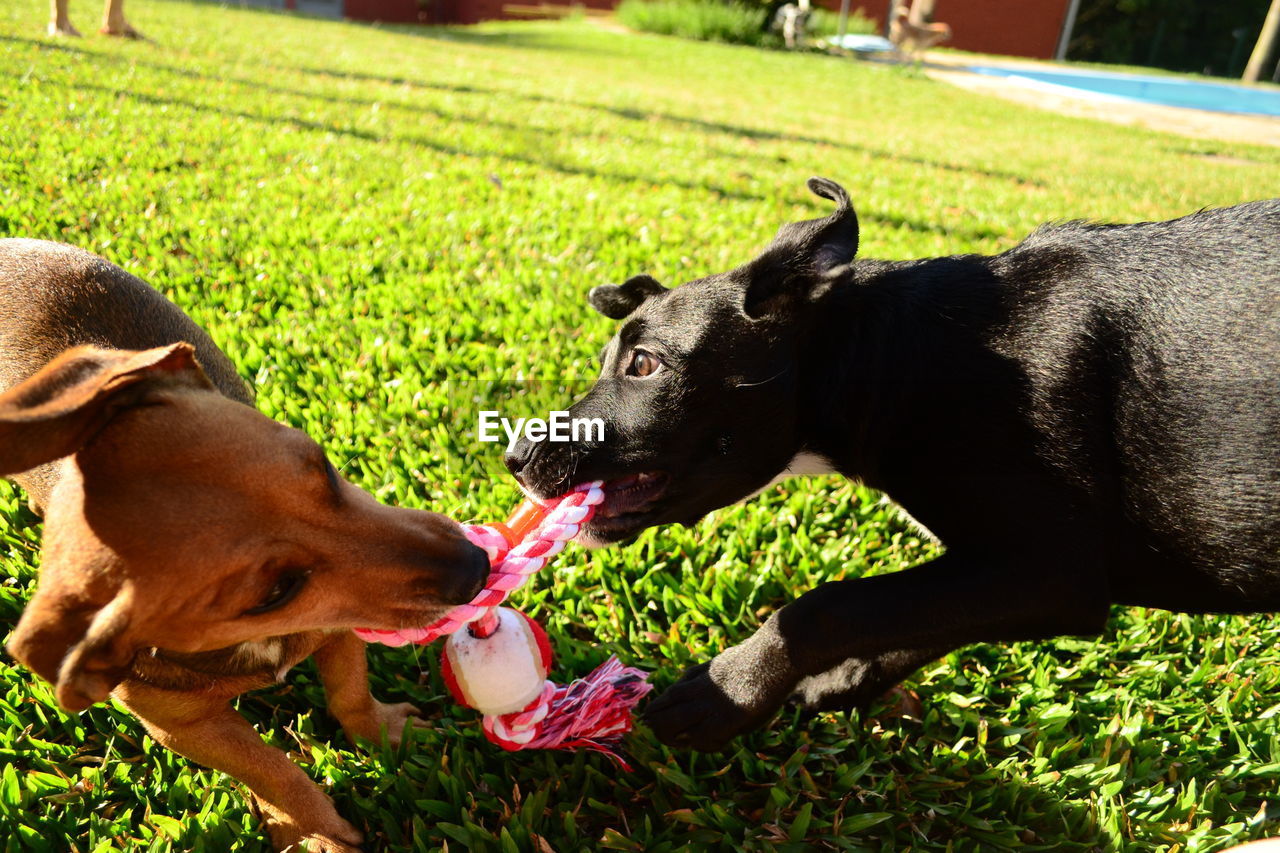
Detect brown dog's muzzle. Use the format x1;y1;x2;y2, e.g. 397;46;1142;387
369;508;491;606
415;530;491;605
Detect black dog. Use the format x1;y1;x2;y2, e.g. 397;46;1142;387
506;178;1280;751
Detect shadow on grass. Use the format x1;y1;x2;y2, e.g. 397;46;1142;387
0;54;1013;242
0;30;1044;194
19;74;786;204
351;18;632;56
285;62;1047;190
0;35;801;183
223;661;1118;851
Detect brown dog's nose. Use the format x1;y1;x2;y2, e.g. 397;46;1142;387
444;541;491;605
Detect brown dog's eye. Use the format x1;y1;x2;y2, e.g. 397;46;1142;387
244;570;309;616
627;349;661;378
322;456;342;496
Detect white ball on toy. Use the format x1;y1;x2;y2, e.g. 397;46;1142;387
441;608;551;716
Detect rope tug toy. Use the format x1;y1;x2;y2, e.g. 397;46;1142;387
353;482;652;765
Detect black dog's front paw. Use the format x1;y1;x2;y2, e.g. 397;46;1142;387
793;657;885;712
793;647;946;715
643;662;782;751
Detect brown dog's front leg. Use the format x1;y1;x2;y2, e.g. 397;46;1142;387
116;684;363;853
313;631;426;748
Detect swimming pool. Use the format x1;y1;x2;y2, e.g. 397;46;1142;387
967;65;1280;119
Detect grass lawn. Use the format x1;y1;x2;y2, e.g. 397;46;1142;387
1;2;1279;850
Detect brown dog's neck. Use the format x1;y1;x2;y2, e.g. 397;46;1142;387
130;632;329;693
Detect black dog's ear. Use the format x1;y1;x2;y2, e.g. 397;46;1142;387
804;176;859;280
806;176;851;211
588;274;667;320
744;177;859;318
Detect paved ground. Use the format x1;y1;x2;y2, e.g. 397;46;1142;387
921;52;1279;149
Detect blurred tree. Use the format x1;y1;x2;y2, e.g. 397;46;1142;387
1242;0;1279;81
1067;0;1271;77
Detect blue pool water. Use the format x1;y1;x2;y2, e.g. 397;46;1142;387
967;65;1280;119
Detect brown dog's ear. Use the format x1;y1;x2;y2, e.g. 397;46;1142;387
7;579;137;712
0;343;209;477
588;274;667;320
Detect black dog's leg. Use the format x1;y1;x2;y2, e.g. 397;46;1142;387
792;645;950;712
644;547;1110;751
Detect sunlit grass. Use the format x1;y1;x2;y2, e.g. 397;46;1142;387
1;1;1278;849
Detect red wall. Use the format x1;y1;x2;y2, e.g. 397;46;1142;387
344;0;423;23
344;0;1073;58
443;0;615;23
835;0;1073;59
346;0;613;24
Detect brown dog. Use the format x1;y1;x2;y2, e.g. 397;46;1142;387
0;239;489;851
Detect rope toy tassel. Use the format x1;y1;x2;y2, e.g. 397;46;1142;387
486;656;653;768
356;482;651;765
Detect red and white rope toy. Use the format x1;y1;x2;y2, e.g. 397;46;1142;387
354;482;651;765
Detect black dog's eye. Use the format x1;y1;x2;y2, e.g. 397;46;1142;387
244;570;309;616
627;349;662;378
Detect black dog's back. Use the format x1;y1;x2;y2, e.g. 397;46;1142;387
992;202;1280;606
513;181;1278;752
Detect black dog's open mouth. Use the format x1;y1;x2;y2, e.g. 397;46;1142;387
595;471;669;521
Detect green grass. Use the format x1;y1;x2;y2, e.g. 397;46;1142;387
617;0;774;47
616;0;874;49
1;2;1279;850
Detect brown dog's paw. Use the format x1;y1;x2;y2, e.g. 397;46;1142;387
265;813;364;853
343;701;427;748
373;701;429;749
251;790;364;853
280;832;363;853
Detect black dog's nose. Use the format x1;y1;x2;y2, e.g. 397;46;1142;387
504;439;535;484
